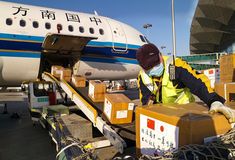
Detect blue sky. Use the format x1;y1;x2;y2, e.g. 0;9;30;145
3;0;198;56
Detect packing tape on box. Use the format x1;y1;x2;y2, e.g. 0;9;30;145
224;82;235;100
225;83;227;100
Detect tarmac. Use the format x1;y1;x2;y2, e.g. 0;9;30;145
0;90;203;160
0;95;56;160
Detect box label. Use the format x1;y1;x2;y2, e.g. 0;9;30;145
231;123;235;128
104;98;112;119
88;83;95;98
139;114;179;156
128;103;134;110
55;70;61;75
116;110;128;119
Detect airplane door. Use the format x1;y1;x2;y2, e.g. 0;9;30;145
107;19;128;53
42;34;97;55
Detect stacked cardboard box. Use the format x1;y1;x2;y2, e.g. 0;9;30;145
214;82;235;102
104;93;134;124
60;68;72;82
51;65;64;78
220;54;235;82
88;80;106;102
136;102;235;156
72;75;86;88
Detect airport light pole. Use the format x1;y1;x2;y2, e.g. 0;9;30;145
143;23;152;38
171;0;176;59
169;0;176;80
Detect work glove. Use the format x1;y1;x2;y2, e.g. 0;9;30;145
209;101;235;123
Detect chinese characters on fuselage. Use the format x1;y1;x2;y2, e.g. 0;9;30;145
12;6;102;25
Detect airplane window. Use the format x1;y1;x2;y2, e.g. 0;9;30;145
79;26;84;33
57;24;63;31
139;35;146;42
99;29;104;35
33;21;39;28
45;22;51;30
6;18;13;25
68;25;74;32
20;20;26;27
89;27;94;34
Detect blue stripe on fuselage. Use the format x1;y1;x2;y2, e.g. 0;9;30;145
0;51;41;58
0;40;42;51
80;56;138;64
0;50;137;64
87;41;140;49
0;33;44;42
0;33;140;59
83;46;137;59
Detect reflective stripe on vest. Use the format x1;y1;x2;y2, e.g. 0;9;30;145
139;70;158;94
139;70;160;102
140;56;195;104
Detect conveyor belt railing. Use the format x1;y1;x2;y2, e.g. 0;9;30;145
42;72;126;153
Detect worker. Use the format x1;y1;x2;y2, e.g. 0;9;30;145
136;43;235;123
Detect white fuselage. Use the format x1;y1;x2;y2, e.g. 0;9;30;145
0;1;148;86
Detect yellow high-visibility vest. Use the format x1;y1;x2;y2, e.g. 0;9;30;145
139;56;195;104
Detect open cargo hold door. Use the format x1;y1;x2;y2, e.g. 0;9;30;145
42;33;97;57
40;34;97;75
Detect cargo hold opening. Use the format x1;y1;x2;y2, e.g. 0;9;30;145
38;33;97;78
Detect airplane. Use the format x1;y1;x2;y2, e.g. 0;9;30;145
0;1;148;86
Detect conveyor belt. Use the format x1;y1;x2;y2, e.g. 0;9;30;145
70;84;137;141
42;72;139;153
71;85;104;114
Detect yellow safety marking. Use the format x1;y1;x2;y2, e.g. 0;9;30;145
84;143;93;150
137;74;143;106
30;108;41;113
44;72;60;84
59;123;63;130
44;72;98;124
47;118;56;130
61;79;98;123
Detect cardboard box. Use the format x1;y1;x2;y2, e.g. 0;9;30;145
104;93;134;124
214;82;235;102
88;80;106;102
72;75;86;88
220;74;235;83
136;102;235;156
60;68;72;82
220;54;235;82
51;65;64;78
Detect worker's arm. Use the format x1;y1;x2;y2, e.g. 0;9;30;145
137;75;152;105
174;58;225;107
